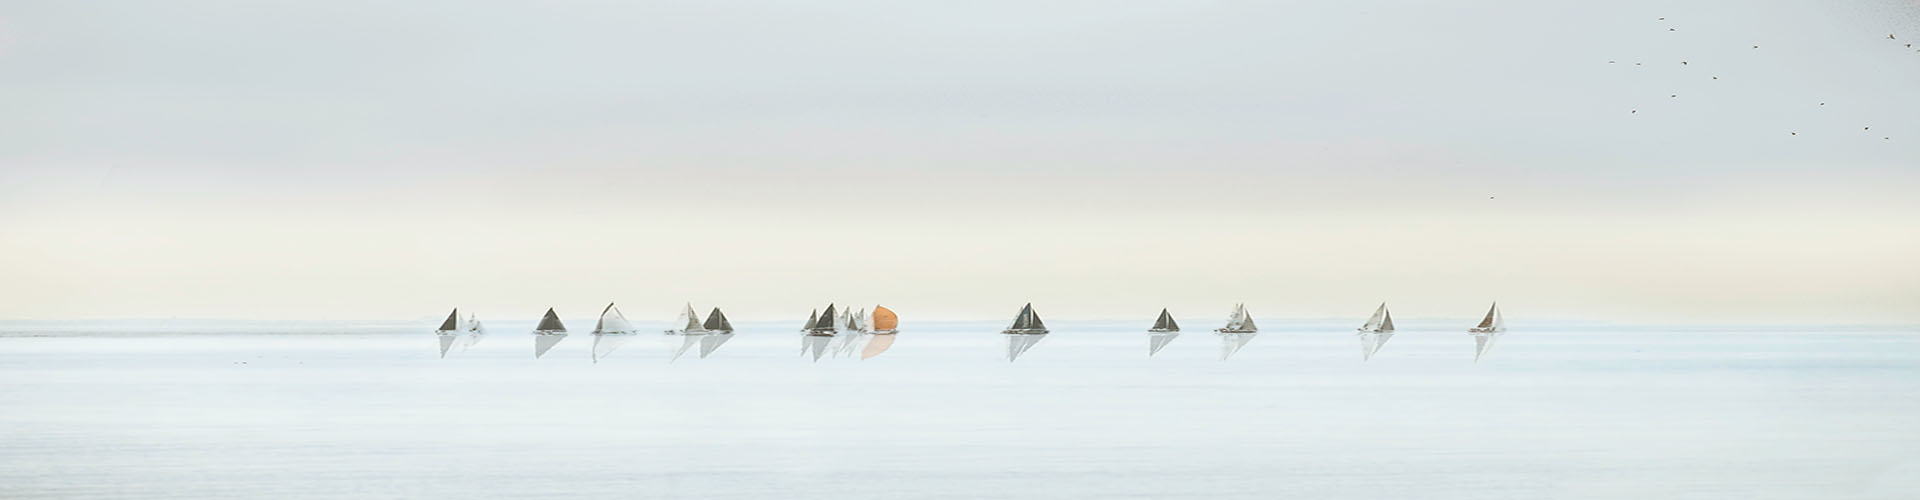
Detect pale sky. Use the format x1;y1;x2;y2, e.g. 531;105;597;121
3;1;1918;323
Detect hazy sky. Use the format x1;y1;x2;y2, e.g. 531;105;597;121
3;1;1918;323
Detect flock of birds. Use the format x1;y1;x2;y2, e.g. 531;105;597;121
1615;16;1910;141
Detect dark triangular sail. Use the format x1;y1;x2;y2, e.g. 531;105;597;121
803;309;819;331
436;308;459;332
1380;310;1394;332
535;308;566;333
1477;303;1498;329
703;308;732;332
1151;309;1179;332
811;304;839;334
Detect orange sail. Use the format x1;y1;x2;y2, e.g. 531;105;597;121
871;305;899;332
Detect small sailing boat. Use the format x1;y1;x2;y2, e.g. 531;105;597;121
1356;302;1395;361
801;304;838;362
862;305;899;360
1147;308;1180;357
1214;303;1257;360
666;303;709;335
433;308;485;358
664;303;710;362
697;307;735;359
1001;303;1049;362
590;302;638;363
1468;302;1506;362
531;308;568;359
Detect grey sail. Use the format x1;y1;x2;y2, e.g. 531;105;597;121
1003;303;1048;334
533;334;567;358
810;304;839;334
1380;309;1395;332
803;309;819;331
699;333;733;358
1150;309;1179;332
535;308;566;333
703;308;733;332
436;308;459;333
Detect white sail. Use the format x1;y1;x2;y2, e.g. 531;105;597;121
1217;303;1257;333
1005;334;1046;362
1469;302;1505;333
591;303;637;363
1359;303;1388;332
669;303;707;335
698;333;734;358
456;315;485;351
1218;332;1257;360
1148;332;1180;356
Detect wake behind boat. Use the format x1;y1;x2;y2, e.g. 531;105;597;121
531;307;568;359
1214;303;1257;360
1147;308;1180;357
590;302;638;363
1356;302;1395;361
1002;303;1048;362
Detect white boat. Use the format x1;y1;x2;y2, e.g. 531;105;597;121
1468;302;1506;362
861;305;899;360
1356;302;1395;361
697;307;735;359
1214;303;1257;360
531;308;568;359
433;308;485;358
590;302;638;363
1147;308;1180;357
1001;303;1048;362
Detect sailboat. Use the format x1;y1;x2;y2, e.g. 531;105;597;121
697;307;735;359
801;304;838;362
1001;303;1048;362
1356;302;1395;361
1468;302;1506;362
1214;303;1258;360
862;305;899;360
664;303;710;362
1147;308;1180;357
433;308;486;358
590;302;638;363
531;308;568;359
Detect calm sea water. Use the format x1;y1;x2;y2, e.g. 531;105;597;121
3;320;1917;499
